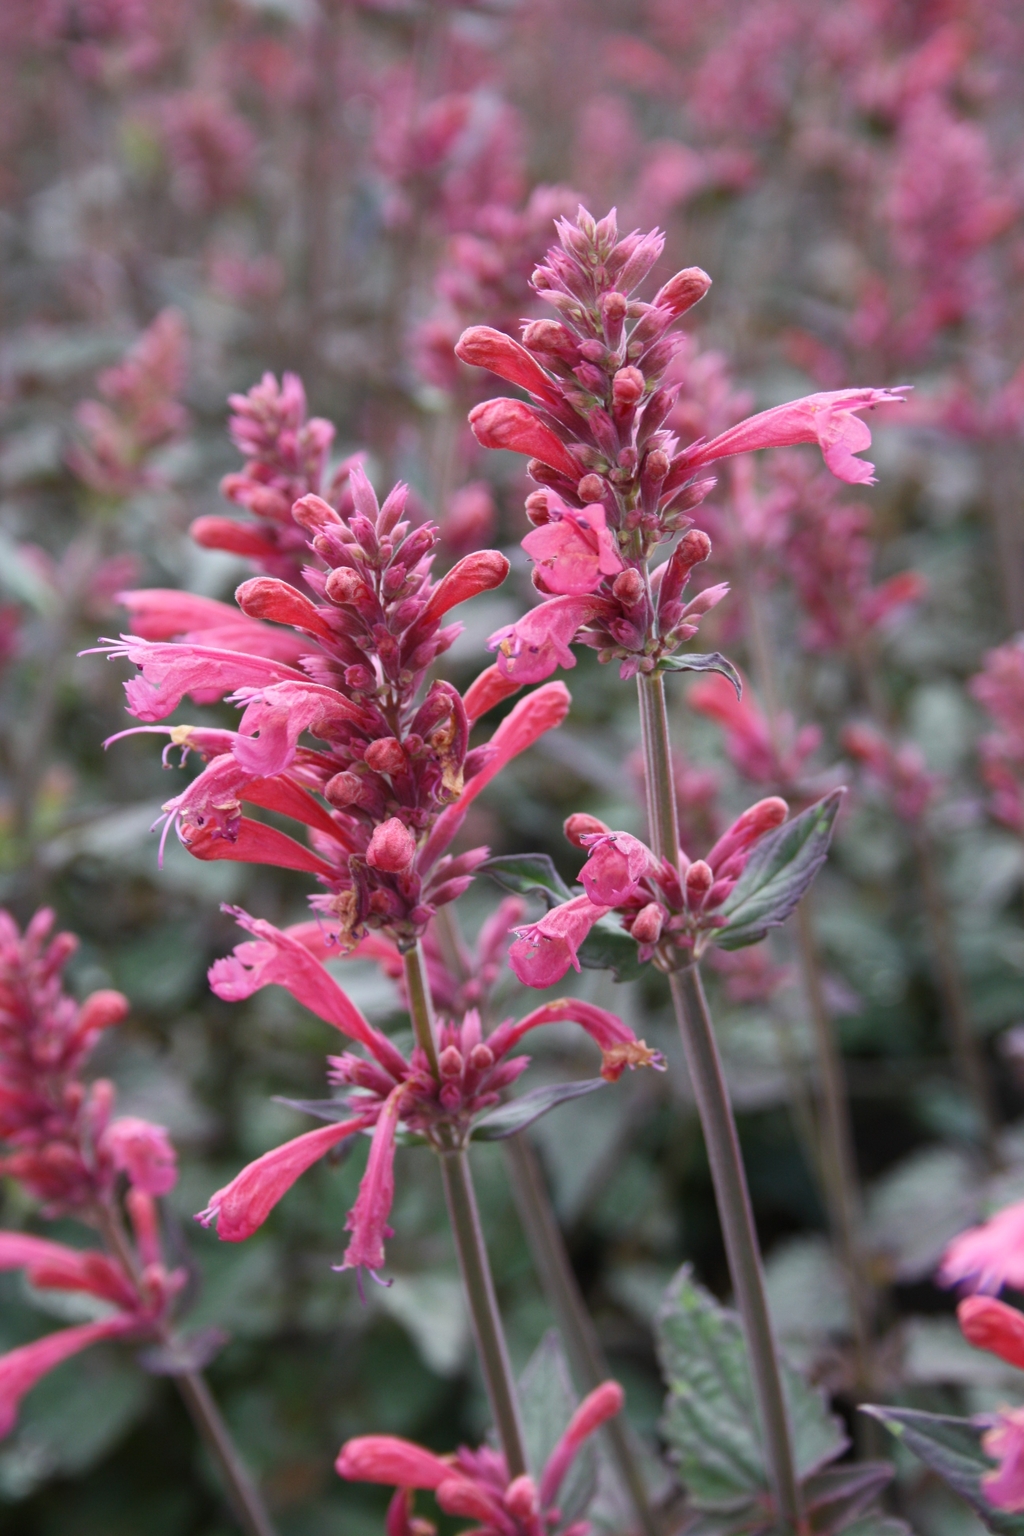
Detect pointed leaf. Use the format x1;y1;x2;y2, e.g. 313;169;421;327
578;915;645;981
480;852;575;910
838;1519;912;1536
519;1331;596;1524
272;1096;362;1123
714;791;844;951
803;1461;895;1536
862;1406;1024;1536
657;1267;846;1509
660;651;743;696
471;1078;607;1140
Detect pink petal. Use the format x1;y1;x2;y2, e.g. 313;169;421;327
339;1085;406;1278
336;1434;453;1489
0;1317;137;1438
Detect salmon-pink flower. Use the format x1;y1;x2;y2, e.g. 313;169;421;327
102;1116;178;1195
468;398;581;480
338;1084;407;1282
937;1199;1024;1294
579;831;655;905
198;1116;373;1242
680;387;910;486
522;496;624;595
705;797;790;878
0;1315;139;1438
958;1295;1024;1371
508;895;610;987
539;1380;624;1506
336;1435;453;1488
981;1407;1024;1511
488;596;610;683
488;999;663;1082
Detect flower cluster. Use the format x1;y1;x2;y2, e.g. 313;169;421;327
337;1378;625;1536
457;205;906;681
938;1200;1024;1510
971;636;1024;834
104;465;566;950
195;911;660;1283
0;909;187;1440
509;797;790;985
67;310;189;498
689;671;821;791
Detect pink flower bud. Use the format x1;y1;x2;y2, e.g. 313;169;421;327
455;326;558;402
103;1116;178;1196
521;319;579;365
438;1045;463;1079
612;367;645;415
291;493;342;531
76;989;130;1036
577;474;606;502
189;517;280;560
580;831;653;905
365;738;406;775
685;860;714;909
630;902;665;944
235;578;333;640
707;798;789;874
612;568;645;606
468;1044;495;1071
653;266;712;317
420;549;510;623
504;1475;539;1520
564;812;610;847
958;1295;1024;1371
325;567;372;606
525;490;552;526
324;771;363;807
468;399;581;480
366;818;418;873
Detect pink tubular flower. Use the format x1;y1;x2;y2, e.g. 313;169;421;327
468;397;582;481
958;1295;1024;1372
338;1084;407;1280
981;1408;1024;1512
521;495;623;595
679;388;910;487
338;1379;624;1535
508;896;610;987
0;1315;139;1438
199;1116;373;1243
101;1116;178;1196
579;831;655;905
488;595;610;683
937;1199;1024;1294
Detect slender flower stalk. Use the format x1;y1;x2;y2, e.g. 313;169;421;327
637;672;802;1532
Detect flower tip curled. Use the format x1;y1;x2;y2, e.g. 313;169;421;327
600;1040;665;1081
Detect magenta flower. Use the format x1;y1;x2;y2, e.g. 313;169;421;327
508;895;612;988
337;1379;625;1536
937;1199;1024;1294
196;913;659;1279
676;387;910;487
578;831;655;906
521;494;623;595
980;1408;1024;1511
100;1116;178;1196
489;596;611;683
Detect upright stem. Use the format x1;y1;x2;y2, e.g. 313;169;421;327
438;1147;529;1479
637;672;802;1532
504;1133;661;1536
402;943;527;1478
912;827;1000;1162
95;1204;276;1536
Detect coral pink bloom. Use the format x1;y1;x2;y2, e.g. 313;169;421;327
468;398;581;481
937;1199;1024;1294
0;1315;138;1437
95;637;307;721
705;797;790;879
982;1408;1024;1511
540;1380;624;1507
522;498;623;595
101;1116;178;1195
116;590;308;664
339;1084;407;1281
455;325;564;407
488;999;663;1082
208;909;406;1074
198;1116;372;1242
336;1435;453;1488
579;831;655;906
488;596;610;683
680;387;910;486
508;896;610;987
0;1234;135;1310
958;1295;1024;1372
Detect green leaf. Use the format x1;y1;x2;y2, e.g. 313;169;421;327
471;1078;607;1140
862;1406;1024;1536
656;1267;846;1509
802;1462;895;1536
519;1330;596;1524
660;651;743;696
578;915;645;981
714;791;844;952
480;853;574;910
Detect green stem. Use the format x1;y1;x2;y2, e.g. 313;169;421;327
402;943;527;1478
503;1133;662;1536
438;1147;529;1479
95;1203;277;1536
637;671;802;1531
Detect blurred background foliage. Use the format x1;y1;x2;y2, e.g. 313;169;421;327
1;1;1024;1532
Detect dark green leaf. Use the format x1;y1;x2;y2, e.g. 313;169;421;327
471;1078;607;1140
519;1331;596;1523
578;915;645;981
862;1406;1024;1536
660;652;742;696
714;791;844;952
480;852;575;910
803;1461;895;1536
657;1268;846;1509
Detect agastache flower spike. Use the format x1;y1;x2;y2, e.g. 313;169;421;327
460;206;907;682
